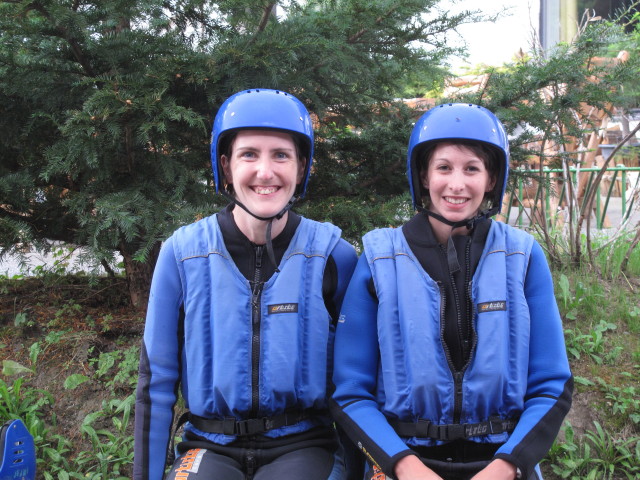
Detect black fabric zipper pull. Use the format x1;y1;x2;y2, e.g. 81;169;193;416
447;235;461;273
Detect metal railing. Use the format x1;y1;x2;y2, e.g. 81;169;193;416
503;166;640;229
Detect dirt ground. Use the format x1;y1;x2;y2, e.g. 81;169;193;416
0;276;612;479
0;277;142;447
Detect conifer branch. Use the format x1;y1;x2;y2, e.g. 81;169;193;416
348;6;398;44
309;6;400;73
244;2;276;47
256;3;276;34
21;2;97;77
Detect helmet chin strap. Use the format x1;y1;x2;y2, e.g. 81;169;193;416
417;205;490;274
221;190;297;272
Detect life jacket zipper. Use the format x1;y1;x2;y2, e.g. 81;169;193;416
465;277;477;367
448;261;465;367
462;240;473;362
438;238;472;426
437;282;463;423
250;245;264;417
437;281;455;374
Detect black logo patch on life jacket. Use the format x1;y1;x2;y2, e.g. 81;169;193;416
268;303;298;314
477;300;507;313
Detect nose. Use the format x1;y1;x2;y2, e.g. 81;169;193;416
448;170;465;191
255;158;274;180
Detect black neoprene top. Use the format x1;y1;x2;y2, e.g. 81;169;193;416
401;213;491;371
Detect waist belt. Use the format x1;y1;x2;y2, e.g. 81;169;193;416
167;409;324;466
188;410;318;436
388;417;519;442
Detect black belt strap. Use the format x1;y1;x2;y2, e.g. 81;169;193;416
167;409;321;465
188;409;316;436
388;417;519;442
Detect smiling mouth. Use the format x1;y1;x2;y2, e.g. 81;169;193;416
444;197;468;205
253;186;280;195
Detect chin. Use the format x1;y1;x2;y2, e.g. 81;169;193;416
252;205;289;218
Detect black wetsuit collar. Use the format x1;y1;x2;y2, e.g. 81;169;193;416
218;204;301;280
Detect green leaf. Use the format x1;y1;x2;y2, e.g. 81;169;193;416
574;376;595;386
64;374;90;390
2;360;34;376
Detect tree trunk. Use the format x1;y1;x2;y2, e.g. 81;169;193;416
120;242;161;311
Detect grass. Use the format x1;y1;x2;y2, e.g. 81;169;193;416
0;273;140;479
0;233;639;478
543;234;640;479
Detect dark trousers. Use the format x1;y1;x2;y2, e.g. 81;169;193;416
165;426;345;480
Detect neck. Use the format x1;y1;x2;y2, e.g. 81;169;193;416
232;207;288;244
428;216;469;244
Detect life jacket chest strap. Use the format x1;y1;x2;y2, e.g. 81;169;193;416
388;416;519;441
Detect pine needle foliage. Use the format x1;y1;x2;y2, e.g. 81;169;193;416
0;0;475;305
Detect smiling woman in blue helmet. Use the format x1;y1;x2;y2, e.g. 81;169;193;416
330;104;573;480
133;89;358;480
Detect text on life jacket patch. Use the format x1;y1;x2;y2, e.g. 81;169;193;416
477;300;507;313
268;303;298;314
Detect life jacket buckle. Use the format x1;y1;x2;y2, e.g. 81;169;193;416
235;417;270;435
441;423;464;441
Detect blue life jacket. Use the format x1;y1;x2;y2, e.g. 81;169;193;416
364;220;534;446
170;215;342;444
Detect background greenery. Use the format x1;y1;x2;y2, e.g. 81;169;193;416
0;0;476;308
1;238;638;479
1;0;640;479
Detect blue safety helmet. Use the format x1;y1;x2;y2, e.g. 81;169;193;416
407;103;509;220
0;419;36;480
211;89;314;198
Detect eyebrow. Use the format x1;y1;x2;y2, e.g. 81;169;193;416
431;156;484;163
235;146;295;154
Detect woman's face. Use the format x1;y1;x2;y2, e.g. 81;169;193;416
221;130;305;220
420;142;496;225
